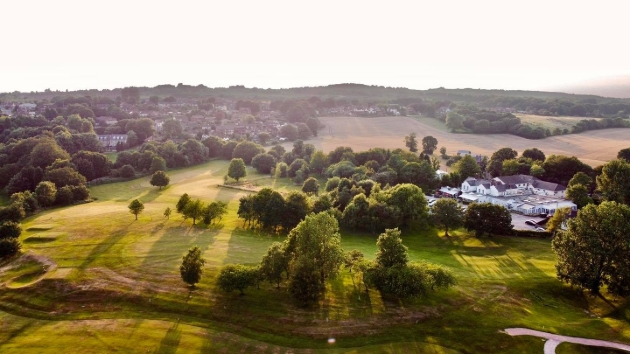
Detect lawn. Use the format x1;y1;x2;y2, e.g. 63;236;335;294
0;160;628;353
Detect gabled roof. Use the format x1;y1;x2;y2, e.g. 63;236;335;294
494;174;535;185
532;180;566;192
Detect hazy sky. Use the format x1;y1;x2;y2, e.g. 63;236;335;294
3;0;629;94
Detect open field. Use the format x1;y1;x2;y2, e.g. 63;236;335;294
515;114;602;131
1;160;629;353
313;116;630;167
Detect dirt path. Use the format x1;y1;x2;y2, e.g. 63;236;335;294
504;327;630;353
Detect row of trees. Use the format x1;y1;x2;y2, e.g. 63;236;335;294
175;194;228;226
215;213;455;304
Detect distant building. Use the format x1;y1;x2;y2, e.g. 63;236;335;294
459;175;574;215
98;134;127;151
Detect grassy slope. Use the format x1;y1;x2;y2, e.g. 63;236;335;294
0;160;628;353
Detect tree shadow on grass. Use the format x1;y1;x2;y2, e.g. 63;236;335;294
154;320;182;354
139;226;219;275
77;221;135;270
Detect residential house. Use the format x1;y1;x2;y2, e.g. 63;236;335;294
98;134;128;151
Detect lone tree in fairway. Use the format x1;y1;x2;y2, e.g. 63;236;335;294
150;170;170;189
431;198;464;237
552;201;630;296
180;246;205;287
164;207;172;219
422;136;438;154
227;158;247;182
404;132;418;153
128;199;144;220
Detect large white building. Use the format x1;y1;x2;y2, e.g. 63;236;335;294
460;174;575;215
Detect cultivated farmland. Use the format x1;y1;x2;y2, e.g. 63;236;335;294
311;116;630;167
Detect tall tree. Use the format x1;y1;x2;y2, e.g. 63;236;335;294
522;148;546;162
183;199;205;225
617;148;630;162
285;212;344;301
464;203;513;237
596;159;630;205
180;246;206;287
552;201;630;296
431;198;464;237
128;199;144;220
487;148;518;177
454;154;481;180
404;133;418;153
176;193;191;213
421;136;438;154
227;158;247;182
375;228;408;268
260;242;288;288
150;170;170;189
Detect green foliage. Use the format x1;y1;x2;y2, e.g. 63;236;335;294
150;170;170;189
487;148;518;177
260;242;288;288
400;161;436;192
128;199;144;220
431;198;464;237
285;212;344;304
464;203;513;237
251;153;276;174
280;124;298;141
150;156;167;173
596;159;630;205
43;166;86;189
0;203;26;223
566;183;592;208
542;154;593;186
227;158;247;182
232;141;265;165
179;246;205;287
176;193;191;213
546;207;571;234
183;199;205;225
119;164;135;178
0;222;21;239
217;264;259;294
164;207;172;219
202;201;227;225
54;186;74;206
421;136;438;154
552;201;630;296
403;132;418;152
309;150;328;175
618;147;630;162
0;237;21;259
445;111;464;132
522;148;546;162
301;177;319;195
376;228;408;268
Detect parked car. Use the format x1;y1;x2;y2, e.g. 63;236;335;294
535;227;546;232
525;220;536;226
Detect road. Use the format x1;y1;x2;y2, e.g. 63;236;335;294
505;328;630;353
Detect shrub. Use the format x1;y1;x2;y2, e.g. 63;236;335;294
55;186;75;205
0;238;21;258
0;222;22;239
120;164;136;178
